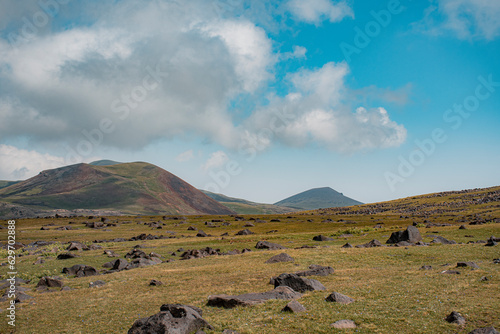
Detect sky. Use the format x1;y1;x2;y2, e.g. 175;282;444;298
0;0;499;205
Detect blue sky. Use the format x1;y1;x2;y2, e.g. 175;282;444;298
0;0;499;204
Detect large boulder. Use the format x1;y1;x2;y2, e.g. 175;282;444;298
128;304;213;334
36;277;63;288
431;236;457;245
386;226;422;244
312;235;334;241
273;273;325;293
255;241;287;250
62;264;98;277
207;286;301;308
265;253;294;264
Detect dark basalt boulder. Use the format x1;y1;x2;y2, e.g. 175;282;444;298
128;304;213;334
312;235;334;241
255;241;287;250
386;226;422;244
207;286;302;309
273;273;325;293
62;264;98;277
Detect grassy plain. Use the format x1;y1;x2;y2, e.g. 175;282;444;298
0;187;499;333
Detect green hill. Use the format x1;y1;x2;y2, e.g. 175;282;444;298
0;162;235;217
0;180;19;189
274;187;363;210
89;160;123;166
201;190;297;214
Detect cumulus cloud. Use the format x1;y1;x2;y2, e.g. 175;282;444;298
0;145;66;180
175;150;195;163
0;0;406;164
202;151;229;171
239;62;407;152
418;0;500;40
288;0;354;24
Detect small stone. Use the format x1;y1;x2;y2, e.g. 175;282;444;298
457;261;480;269
325;292;355;304
149;279;163;286
420;265;433;270
331;320;356;329
480;276;489;282
441;270;461;274
281;300;306;313
89;280;106;288
265;253;294;264
445;311;466;325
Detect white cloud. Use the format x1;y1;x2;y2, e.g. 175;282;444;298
288;0;354;24
240;62;407;152
0;145;66;180
280;45;307;61
202;151;229;171
175;150;195;162
418;0;500;40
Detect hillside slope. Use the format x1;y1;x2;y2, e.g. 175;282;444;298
0;162;234;217
201;190;297;214
274;187;363;210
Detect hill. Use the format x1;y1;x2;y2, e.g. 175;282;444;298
89;160;122;166
0;162;234;218
0;180;19;189
274;187;363;210
201;190;297;214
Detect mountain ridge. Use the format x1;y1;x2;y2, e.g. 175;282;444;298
0;161;234;218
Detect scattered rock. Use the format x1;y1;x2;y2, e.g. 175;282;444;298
62;264;98;277
235;229;254;236
281;300;306;313
187;226;197;231
420;265;433;270
457;261;479;269
255;241;287;250
222;330;240;334
341;243;353;248
431;236;457;245
128;304;213;334
494;259;500;264
480;276;489;282
57;253;79;260
265;253;294;264
36;277;63;288
150;279;163;286
244;223;255;227
386;226;422;244
196;230;208;237
446;311;466;325
274;273;325;292
67;242;86;251
441;270;460;275
459;225;467;229
331;320;357;329
15;292;33;303
295;265;334;277
33;258;45;265
89;280;106;288
485;237;498;247
207;286;301;308
356;239;384;248
312;235;334;241
325;292;355;305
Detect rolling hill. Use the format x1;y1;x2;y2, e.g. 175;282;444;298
0;162;235;217
201;190;297;214
274;187;363;210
